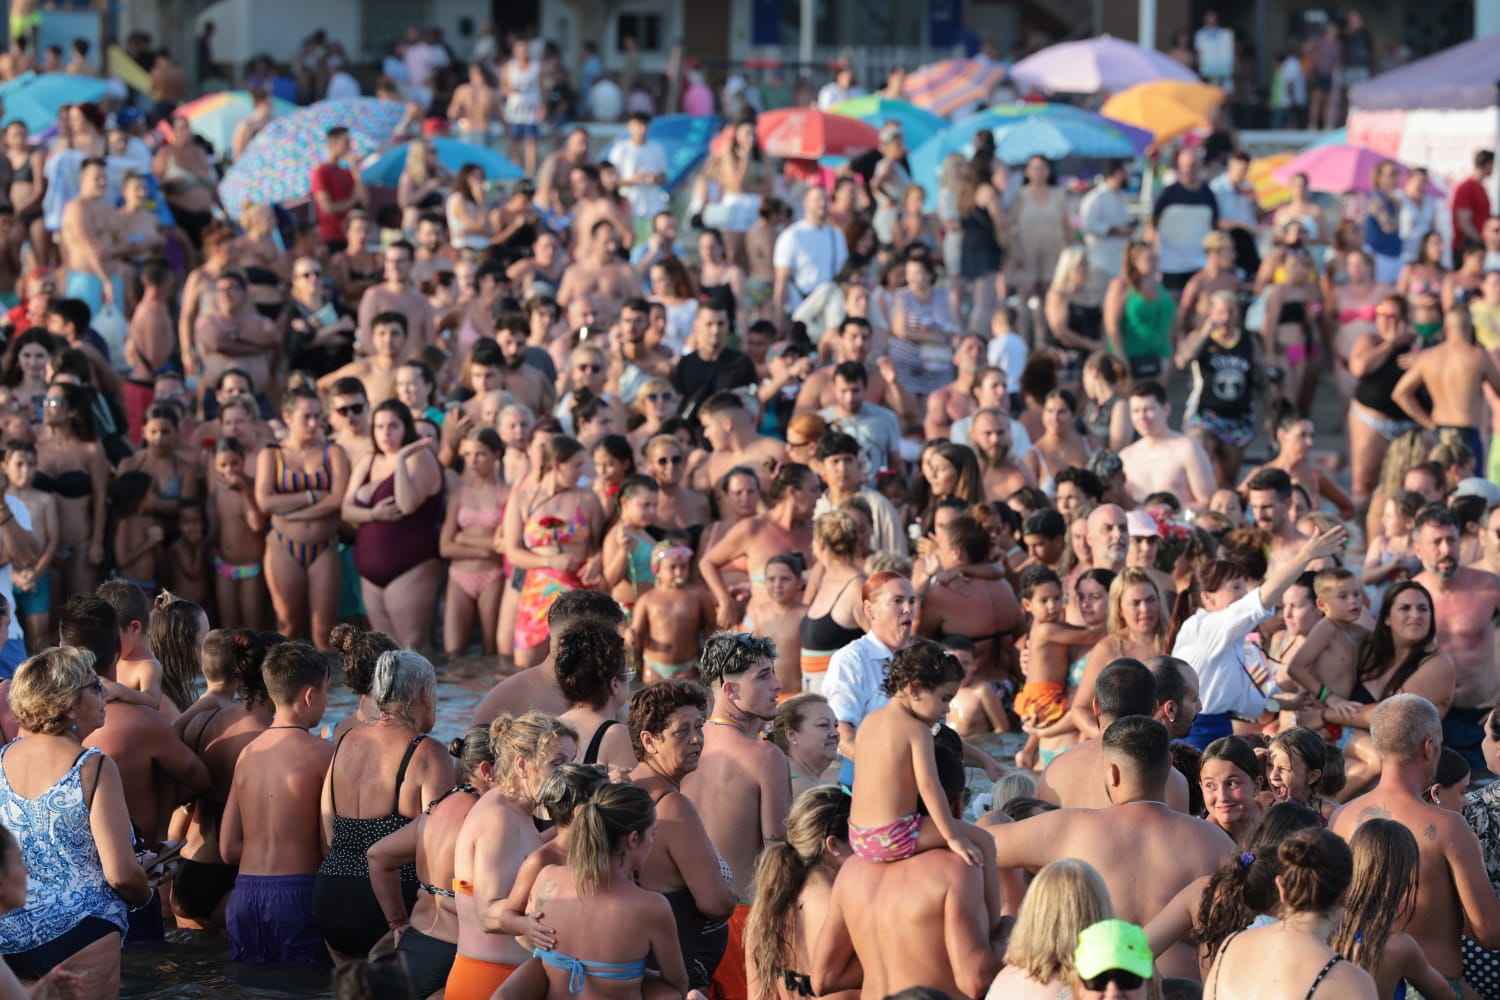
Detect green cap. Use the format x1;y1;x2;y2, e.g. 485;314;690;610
1073;919;1154;981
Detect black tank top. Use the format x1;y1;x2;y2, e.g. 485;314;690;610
1187;331;1256;420
799;578;865;651
1353;348;1423;420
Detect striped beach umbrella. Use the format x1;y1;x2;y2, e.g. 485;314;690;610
902;59;1008;118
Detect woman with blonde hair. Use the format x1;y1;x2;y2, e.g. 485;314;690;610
628;376;680;460
797;511;869;695
986;859;1114;998
1043;246;1103;395
397;137;450;233
1363;427;1430;546
745;786;853;1000
772;696;839;800
1067;568;1168;738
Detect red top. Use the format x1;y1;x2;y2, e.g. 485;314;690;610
310;161;355;244
1452;177;1491;254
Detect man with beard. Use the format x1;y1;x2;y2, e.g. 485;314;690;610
675;307;757;425
1145;655;1202;740
818;361;902;487
924;334;987;440
608;297;672;404
681;631;790;1000
970;407;1037;501
1086;504;1130;574
1245;467;1309;574
1412;504;1500;777
796;315;908;416
356;240;434;353
410;213;456;285
557;219;642;327
494;313;556;414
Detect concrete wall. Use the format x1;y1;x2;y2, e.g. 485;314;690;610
192;0;363;67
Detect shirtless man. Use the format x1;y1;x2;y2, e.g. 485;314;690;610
700;464;819;629
326;378;373;467
556;220;641;326
219;641;333;965
1393;309;1500;476
917;515;1022;683
471;591;626;725
195;272;281;408
680;632;791;1000
1119;380;1216;512
1175;231;1241;338
608;297;672;404
411;214;457;286
569;164;633;255
691;391;785;495
447;63;500;141
1086;504;1130;573
62;594;209;851
923;334;986;440
1412;503;1500;777
991;715;1232;980
494;313;557;415
60;157;119;308
971;407;1037;501
230;88;276;162
1146;655;1202;740
1035;657;1191;812
1245;467;1310;573
813;729;999;1000
1330;694;1500;992
533;128;590;223
126;259;176;430
795;315;907;415
316;310;408;403
356;240;434;354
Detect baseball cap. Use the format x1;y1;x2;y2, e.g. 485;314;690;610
1074;919;1154;983
1126;510;1161;539
1452;477;1500;505
1202;231;1233;252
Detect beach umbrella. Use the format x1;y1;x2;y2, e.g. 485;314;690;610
1010;35;1197;95
991;111;1150;164
604;113;722;192
1271;143;1409;194
0;72;110;131
1101;80;1225;142
830;95;946;150
752;108;880;159
1304;127;1347;150
219;98;406;219
155;90;298;159
902;58;1008;118
1249;152;1296;210
361;137;523;187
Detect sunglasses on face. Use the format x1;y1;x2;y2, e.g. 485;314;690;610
656;455;684;466
645;392;675;403
576;363;602;374
336;403;366;417
1080;971;1145;992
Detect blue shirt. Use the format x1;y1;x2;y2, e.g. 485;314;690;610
1365;191;1402;258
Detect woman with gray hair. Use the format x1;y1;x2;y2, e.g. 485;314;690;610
314;649;455;964
0;647;151;999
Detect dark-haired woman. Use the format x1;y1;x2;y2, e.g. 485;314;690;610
282;255;356;379
555;619;637;775
1021;390;1092;498
169;629;272;930
343;400;444;650
745;785;852;1000
0;328;54;425
442;428;507;657
1199;736;1266;843
119;403;201;579
35;381;108;597
1203;828;1378;999
328;624;400;743
370;724;498;998
255;389;349;649
1320;581;1455;794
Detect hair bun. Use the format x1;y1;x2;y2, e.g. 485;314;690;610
448;736;467;759
329;623;356;652
153;590;177;610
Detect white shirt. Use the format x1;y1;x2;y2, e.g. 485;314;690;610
987;332;1030;396
1278;56;1307;106
1079;182;1133;278
819;403;902;485
824;631;894;729
1169;587;1272;720
816;82;863;111
609;139;669;220
1399;193;1438;263
1194;26;1234;79
815;487;904;555
1210;174;1257;229
773;221;849;311
0;496;31;642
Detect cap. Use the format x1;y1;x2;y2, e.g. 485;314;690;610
1074;919;1155;982
1202;231;1232;252
1452;477;1500;504
1126;510;1161;538
116;107;142;130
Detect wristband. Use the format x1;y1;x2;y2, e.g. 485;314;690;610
1317;685;1330;704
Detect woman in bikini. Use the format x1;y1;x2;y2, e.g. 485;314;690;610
343;399;445;651
1022;390;1092;499
555;618;638;774
500;434;606;669
329;211;381;306
5;122;46;270
1261;250;1322;412
644;434;710;551
441;428;507;656
35;381;108;598
705;121;771;269
1329;249;1387;410
797;510;868;697
119;403;201;577
1397;230;1447;299
253;387;349;650
178;224;236;385
1;327;55;426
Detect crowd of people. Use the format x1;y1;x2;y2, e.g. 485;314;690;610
1;12;1500;1000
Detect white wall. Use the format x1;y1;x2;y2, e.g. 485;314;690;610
426;0;492;61
193;0;363;69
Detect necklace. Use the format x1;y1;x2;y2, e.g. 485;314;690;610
706;715;747;734
265;724;308;731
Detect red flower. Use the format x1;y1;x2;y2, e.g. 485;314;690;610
536;516;566;530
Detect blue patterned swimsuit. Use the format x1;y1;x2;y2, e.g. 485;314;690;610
0;744;128;953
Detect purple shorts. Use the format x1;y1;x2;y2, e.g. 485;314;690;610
227;873;331;968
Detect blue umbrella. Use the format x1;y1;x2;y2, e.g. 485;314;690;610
361;137;523;187
605;114;723;192
830;96;946;151
0;72;109;131
992;115;1139;164
1304;127;1347;150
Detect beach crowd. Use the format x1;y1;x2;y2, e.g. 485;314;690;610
1;13;1500;1000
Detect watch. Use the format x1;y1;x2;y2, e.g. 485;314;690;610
1263;697;1279;716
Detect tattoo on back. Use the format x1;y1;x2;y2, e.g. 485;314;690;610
1424;824;1438;841
1355;805;1393;824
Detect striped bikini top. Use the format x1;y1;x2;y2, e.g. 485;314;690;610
275;443;332;494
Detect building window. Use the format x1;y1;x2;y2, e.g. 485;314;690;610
363;0;430;61
617;13;663;52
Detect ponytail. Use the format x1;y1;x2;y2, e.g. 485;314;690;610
566;783;655;895
1167;580;1200;649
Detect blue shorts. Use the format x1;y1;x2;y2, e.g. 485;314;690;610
13;575;50;617
63;271;125;322
227;873;331;967
0;636;25;680
510;123;540;141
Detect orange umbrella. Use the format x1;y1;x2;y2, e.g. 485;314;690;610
1101;80;1224;143
1249;152;1295;211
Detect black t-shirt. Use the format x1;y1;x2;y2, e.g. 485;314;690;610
673;348;757;420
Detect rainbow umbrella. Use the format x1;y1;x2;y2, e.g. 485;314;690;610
218;98;406;219
902;58;1008;118
157;90;299;159
603;113;722;192
362;137;523;187
830;95;946;151
1249;151;1296;210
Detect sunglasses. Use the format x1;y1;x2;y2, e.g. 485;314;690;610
335;403;366;417
576;364;603;373
656;455;684;466
1080;971;1145;992
645;392;675;403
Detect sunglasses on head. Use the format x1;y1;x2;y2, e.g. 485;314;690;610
1080;971;1145;992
